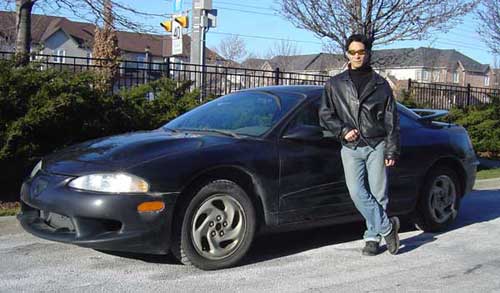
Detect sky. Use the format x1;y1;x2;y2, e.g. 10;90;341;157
28;0;497;66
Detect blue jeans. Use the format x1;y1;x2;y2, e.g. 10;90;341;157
341;141;392;243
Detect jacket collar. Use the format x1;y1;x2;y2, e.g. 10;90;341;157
339;66;385;85
338;67;386;103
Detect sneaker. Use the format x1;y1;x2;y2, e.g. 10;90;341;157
362;241;380;256
384;217;400;255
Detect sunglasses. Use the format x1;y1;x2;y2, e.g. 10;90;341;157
347;49;366;56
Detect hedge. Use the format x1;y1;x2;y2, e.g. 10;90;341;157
0;60;205;201
400;92;499;158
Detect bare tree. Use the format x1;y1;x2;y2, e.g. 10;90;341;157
276;0;478;51
265;38;301;70
92;0;120;92
476;0;500;54
2;0;166;65
242;52;267;69
213;35;248;65
267;38;301;58
14;0;35;65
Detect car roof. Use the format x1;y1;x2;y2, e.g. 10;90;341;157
239;85;324;99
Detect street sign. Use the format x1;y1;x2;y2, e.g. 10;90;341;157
173;0;183;13
172;16;183;55
194;0;212;10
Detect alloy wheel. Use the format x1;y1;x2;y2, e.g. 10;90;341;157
428;175;457;224
190;193;247;260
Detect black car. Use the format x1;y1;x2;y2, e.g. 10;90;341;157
18;85;478;270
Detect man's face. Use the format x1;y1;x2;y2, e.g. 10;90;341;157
347;41;367;69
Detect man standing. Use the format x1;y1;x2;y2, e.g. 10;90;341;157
319;34;400;256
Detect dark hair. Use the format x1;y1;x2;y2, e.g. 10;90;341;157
345;34;372;52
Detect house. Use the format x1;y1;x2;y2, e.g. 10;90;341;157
493;69;500;89
240;58;267;70
246;47;496;89
0;11;221;66
372;48;494;89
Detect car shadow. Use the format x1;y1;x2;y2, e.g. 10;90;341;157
95;249;180;265
96;189;500;267
242;188;500;265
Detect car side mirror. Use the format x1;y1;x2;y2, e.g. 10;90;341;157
283;125;324;141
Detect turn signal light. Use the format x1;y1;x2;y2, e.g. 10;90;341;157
160;20;172;32
137;201;165;213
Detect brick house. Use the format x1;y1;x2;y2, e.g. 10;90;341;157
248;47;496;89
0;11;221;66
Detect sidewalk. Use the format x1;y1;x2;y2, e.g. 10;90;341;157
473;178;500;190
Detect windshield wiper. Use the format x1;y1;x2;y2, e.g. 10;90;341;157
174;128;242;138
199;129;241;138
164;127;180;133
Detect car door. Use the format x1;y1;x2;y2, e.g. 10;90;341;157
385;111;423;214
277;98;354;224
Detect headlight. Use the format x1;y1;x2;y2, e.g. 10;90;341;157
68;173;149;193
30;160;42;178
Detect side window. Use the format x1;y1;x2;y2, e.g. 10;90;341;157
287;100;320;130
284;98;336;139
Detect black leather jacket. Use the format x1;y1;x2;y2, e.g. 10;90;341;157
319;70;400;160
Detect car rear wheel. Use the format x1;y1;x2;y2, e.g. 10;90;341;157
172;179;256;270
415;166;461;232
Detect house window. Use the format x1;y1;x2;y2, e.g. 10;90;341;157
422;70;430;81
485;76;490;86
53;49;65;63
86;52;92;65
415;70;430;81
136;55;146;69
433;71;440;82
453;71;459;83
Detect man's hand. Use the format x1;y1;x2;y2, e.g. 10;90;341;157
385;159;396;167
344;129;359;142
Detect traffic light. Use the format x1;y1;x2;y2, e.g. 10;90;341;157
160;20;172;32
174;16;188;28
161;16;188;32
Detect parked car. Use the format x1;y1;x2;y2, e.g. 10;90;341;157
18;85;478;270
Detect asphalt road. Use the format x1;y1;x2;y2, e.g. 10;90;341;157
1;183;500;292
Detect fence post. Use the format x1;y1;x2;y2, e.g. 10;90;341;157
166;58;171;79
275;67;280;85
466;83;471;106
408;78;412;91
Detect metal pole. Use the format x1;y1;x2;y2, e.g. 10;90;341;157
200;10;206;102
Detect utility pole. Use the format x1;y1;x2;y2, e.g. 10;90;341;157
190;0;217;101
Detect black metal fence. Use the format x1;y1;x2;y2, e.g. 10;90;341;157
408;79;499;109
0;51;330;97
2;51;498;109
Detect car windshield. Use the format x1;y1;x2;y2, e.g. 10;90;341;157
164;90;304;136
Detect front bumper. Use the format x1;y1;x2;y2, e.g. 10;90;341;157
463;157;480;195
18;172;180;254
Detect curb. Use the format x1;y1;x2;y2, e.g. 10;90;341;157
473;177;500;191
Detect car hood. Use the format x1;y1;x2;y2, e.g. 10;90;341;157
43;130;235;176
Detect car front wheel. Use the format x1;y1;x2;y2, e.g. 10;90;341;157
172;179;256;270
415;166;462;232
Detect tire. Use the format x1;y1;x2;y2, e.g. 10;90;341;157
414;166;462;232
171;179;256;270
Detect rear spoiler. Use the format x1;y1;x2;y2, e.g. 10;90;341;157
411;109;449;122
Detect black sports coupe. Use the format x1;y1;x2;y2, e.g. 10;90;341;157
18;85;478;270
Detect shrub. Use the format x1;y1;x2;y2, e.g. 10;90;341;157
447;97;499;158
0;60;206;200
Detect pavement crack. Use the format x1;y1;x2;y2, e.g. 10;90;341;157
464;264;482;275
